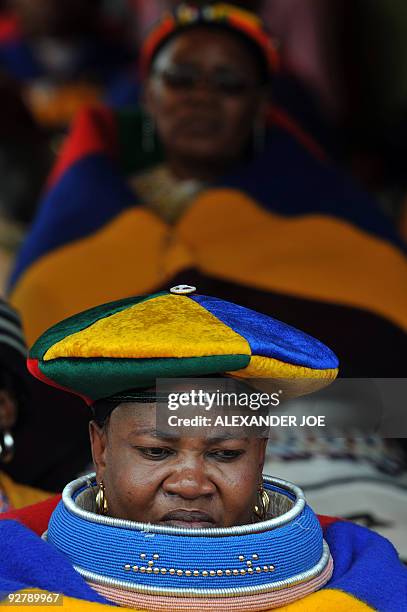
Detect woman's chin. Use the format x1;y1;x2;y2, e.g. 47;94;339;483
171;139;227;164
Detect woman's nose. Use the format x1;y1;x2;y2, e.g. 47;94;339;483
163;465;216;499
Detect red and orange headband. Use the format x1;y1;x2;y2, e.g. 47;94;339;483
140;3;280;79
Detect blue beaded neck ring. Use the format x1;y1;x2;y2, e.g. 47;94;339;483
45;473;332;608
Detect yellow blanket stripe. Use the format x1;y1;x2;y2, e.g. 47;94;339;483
0;472;51;510
1;588;373;610
44;294;251;360
11;208;192;345
278;589;374;611
178;190;407;331
11;189;407;345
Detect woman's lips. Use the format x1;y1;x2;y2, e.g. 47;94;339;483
159;510;216;528
174;115;221;136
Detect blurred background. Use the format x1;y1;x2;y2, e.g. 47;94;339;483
0;0;406;560
1;0;407;284
1;0;407;253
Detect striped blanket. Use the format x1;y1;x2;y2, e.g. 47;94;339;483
0;497;406;611
8;105;407;375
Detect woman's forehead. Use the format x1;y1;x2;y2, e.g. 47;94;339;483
111;402;156;426
110;402;265;445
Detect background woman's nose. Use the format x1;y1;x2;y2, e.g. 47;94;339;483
163;466;216;499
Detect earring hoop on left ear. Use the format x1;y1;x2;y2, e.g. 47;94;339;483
253;481;270;521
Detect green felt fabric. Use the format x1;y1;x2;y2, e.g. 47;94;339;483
38;354;250;400
30;292;166;359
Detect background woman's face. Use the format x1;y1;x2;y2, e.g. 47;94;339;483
145;27;267;170
90;403;267;527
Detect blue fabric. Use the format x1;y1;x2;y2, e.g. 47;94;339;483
219;125;406;253
47;483;323;590
325;521;407;612
1;515;407;609
0;36;131;83
8;109;405;293
0;520;110;605
105;71;141;109
9;154;135;290
0;39;42;80
192;294;339;370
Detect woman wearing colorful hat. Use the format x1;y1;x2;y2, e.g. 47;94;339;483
9;3;406;381
0;288;406;611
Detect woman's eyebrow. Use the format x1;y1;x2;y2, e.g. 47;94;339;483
128;427;180;440
127;429;249;443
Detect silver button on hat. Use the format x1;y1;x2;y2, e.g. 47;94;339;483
170;285;197;295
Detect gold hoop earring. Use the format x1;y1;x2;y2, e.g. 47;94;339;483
95;481;108;515
253;482;270;521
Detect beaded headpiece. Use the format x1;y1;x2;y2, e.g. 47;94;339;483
140;3;280;79
45;473;333;610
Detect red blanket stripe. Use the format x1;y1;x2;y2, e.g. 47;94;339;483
47;105;118;190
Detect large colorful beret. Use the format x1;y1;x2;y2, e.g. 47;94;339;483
27;286;338;405
140;2;280;78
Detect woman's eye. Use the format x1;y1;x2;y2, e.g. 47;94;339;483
137;447;174;460
209;449;244;461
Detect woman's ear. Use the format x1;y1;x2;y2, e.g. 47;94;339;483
89;420;108;482
257;437;268;474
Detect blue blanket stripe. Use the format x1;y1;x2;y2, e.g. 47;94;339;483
0;39;43;80
220;126;405;251
0;520;110;605
8;119;405;293
8;154;136;290
325;521;407;612
0;518;406;609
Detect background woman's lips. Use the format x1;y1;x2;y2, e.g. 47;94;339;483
175;116;221;134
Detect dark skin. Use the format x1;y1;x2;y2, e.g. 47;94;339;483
0;389;17;432
144;27;268;181
90;402;267;528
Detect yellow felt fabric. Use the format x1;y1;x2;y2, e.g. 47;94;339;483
0;472;51;510
231;355;338;396
43;294;251;360
11;188;407;345
233;355;338;378
11;207;192;345
4;588;373;611
177;190;407;331
277;589;373;611
0;590;141;610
